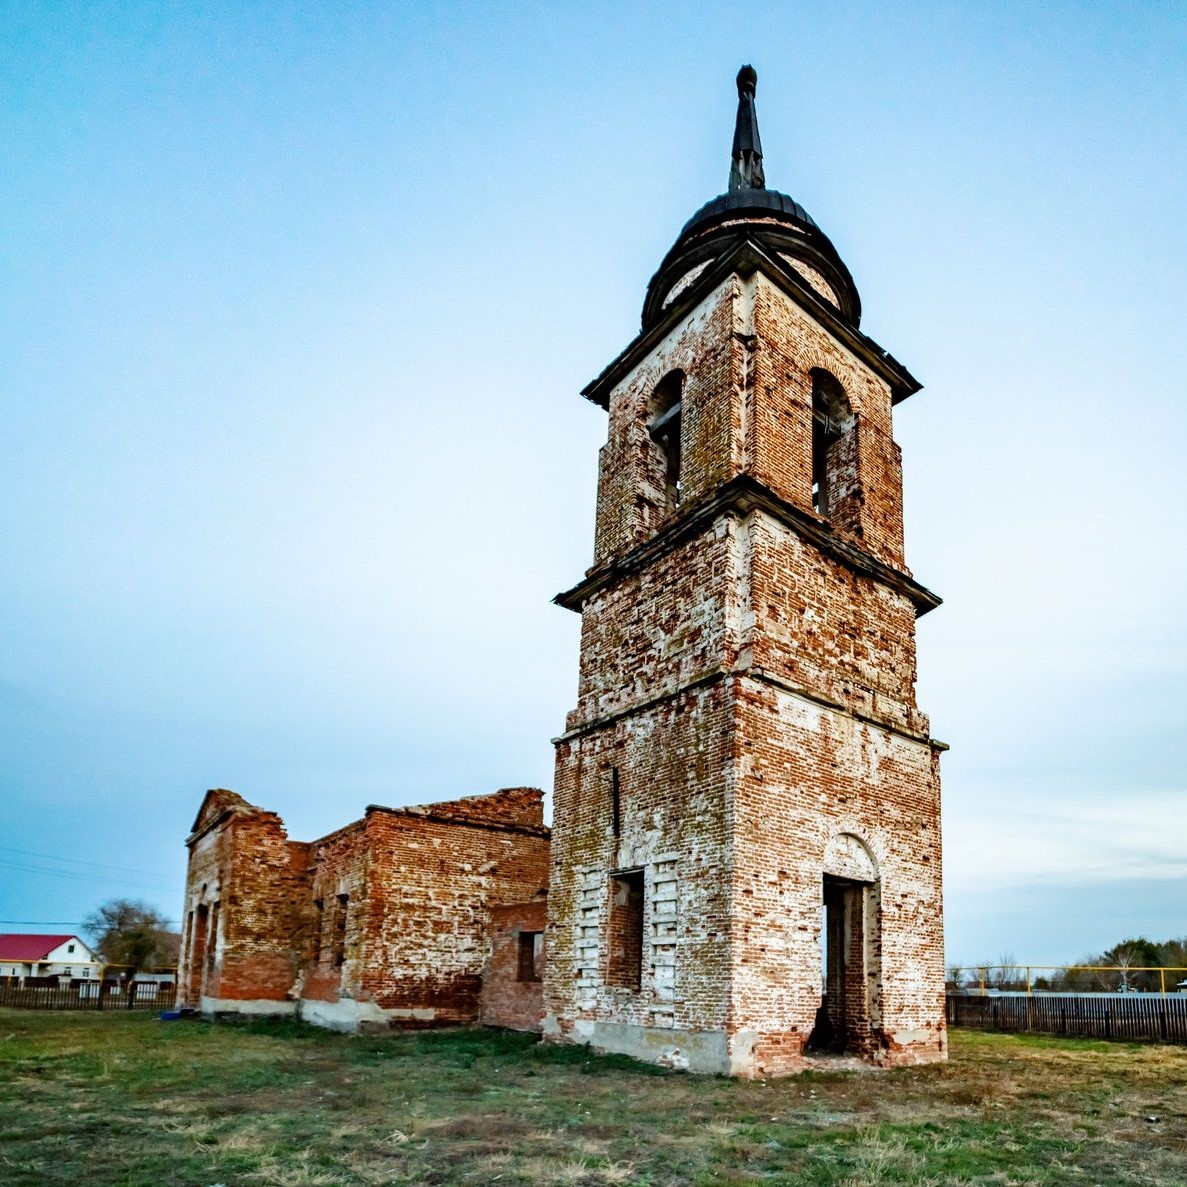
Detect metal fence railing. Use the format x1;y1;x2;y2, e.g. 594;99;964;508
0;980;177;1012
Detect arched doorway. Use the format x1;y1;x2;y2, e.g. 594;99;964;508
187;902;209;1003
808;834;881;1055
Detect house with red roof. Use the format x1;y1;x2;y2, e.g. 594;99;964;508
0;934;100;983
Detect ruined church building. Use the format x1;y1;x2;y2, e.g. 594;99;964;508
179;68;947;1077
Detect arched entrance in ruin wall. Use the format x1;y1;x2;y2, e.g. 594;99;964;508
182;890;221;1005
186;902;209;1004
807;833;882;1056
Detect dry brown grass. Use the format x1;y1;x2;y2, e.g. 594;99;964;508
0;1011;1185;1185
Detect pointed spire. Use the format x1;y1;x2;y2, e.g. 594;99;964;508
728;65;765;192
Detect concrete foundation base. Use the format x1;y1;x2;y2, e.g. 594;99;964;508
544;1016;947;1077
198;996;297;1019
298;998;445;1032
550;1018;734;1074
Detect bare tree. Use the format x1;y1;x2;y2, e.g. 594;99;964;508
83;899;178;977
1115;950;1135;992
989;952;1022;990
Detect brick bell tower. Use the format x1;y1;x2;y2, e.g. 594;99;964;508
542;67;947;1076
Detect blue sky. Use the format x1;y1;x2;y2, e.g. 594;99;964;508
1;2;1185;967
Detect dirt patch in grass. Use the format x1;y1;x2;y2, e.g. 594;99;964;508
1;1011;1185;1185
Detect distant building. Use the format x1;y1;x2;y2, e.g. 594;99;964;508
0;934;101;983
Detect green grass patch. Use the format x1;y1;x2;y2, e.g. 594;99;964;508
0;1010;1184;1185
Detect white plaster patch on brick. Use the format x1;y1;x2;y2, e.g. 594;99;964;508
662;259;714;309
199;996;297;1018
777;255;838;308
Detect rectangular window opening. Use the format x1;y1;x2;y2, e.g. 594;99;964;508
606;869;645;990
517;931;544;982
333;894;349;968
609;766;621;838
313;899;325;962
205;902;220;974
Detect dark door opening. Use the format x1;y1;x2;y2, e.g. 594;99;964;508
188;903;209;1003
807;874;872;1054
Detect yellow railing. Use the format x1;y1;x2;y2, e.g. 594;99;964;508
949;965;1187;996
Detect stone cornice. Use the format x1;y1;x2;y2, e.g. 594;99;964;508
185;809;236;847
580;238;922;409
554;473;941;618
552;662;946;752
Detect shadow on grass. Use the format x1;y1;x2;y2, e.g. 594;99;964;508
201;1014;678;1075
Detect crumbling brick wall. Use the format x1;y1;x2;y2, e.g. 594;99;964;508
178;790;312;1011
746;513;925;735
570;521;746;726
179;786;550;1030
300;820;368;1007
481;898;548;1032
730;678;944;1074
546;680;735;1047
747;274;907;569
405;787;546;830
358;796;550;1024
592;282;743;564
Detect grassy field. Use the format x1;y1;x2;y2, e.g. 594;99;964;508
1;1011;1185;1186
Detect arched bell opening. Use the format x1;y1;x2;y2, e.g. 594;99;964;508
809;369;856;522
648;370;685;509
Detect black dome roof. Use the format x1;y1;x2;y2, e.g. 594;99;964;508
642;67;861;330
679;187;817;239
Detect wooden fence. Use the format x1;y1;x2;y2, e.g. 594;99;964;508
948;991;1187;1044
0;982;177;1012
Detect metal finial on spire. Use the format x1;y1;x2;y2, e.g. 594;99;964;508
729;64;765;192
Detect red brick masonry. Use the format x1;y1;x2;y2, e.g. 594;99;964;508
481;899;549;1032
